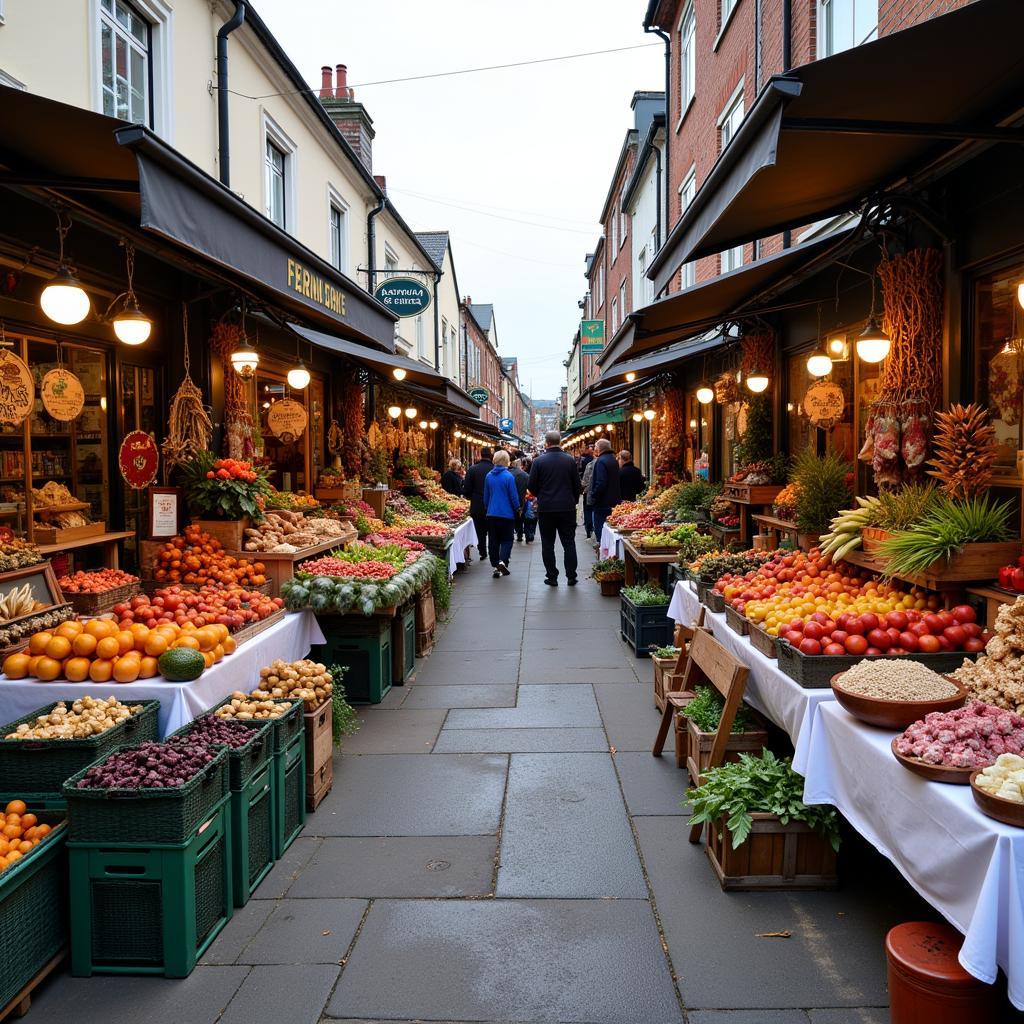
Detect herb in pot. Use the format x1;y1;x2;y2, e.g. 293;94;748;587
590;557;626;581
791;451;853;534
678;686;755;734
650;645;680;659
622;583;669;606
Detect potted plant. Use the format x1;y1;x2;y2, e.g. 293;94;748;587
620;583;673;655
590;557;625;596
179;452;273;551
687;749;840;890
791;451;853;551
677;686;769;784
649;643;682;710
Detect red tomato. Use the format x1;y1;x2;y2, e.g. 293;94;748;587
831;630;849;646
823;643;846;656
923;613;944;633
867;628;891;651
798;637;822;656
943;625;967;648
886;611;909;631
844;634;868;656
917;634;941;653
859;613;879;632
866;647;883;656
899;631;920;652
803;622;825;641
963;638;986;653
950;605;976;624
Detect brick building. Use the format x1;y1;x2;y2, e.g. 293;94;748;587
460;298;502;428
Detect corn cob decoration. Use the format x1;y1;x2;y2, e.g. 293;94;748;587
818;495;882;561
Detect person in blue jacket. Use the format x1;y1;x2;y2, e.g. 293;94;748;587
483;449;523;578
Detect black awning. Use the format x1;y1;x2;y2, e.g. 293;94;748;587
650;0;1024;289
596;332;726;384
291;324;442;387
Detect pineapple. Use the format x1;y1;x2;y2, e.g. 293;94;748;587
928;403;998;500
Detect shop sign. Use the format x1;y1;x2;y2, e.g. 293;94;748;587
286;258;347;317
41;368;85;421
119;430;159;489
0;349;34;426
267;398;308;443
469;387;489;405
499;417;514;433
804;382;845;429
373;277;432;318
581;319;604;354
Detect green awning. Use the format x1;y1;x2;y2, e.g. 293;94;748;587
568;409;626;430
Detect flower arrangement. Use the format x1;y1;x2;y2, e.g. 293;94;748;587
180;452;273;522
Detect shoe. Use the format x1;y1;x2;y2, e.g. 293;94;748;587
492;568;501;578
544;577;558;586
567;577;578;586
499;562;510;576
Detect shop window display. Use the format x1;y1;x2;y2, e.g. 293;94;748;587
786;347;854;463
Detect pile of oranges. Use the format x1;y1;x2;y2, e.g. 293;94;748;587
0;800;55;873
151;526;267;587
1;617;236;683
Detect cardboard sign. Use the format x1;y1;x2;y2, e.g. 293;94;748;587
0;349;34;425
119;430;159;489
804;382;845;429
267;398;308;443
41;368;85;421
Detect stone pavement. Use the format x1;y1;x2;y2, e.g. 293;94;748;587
28;526;1019;1022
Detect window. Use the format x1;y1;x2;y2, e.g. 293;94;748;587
415;315;426;359
619;279;628;318
721;244;744;273
597;264;605;309
818;0;878;57
720;0;739;31
265;140;286;228
384;246;398;276
610;213;618;256
638;248;648;305
718;85;745;151
611;297;619;332
679;1;696;114
100;0;150;124
328;197;347;271
620;208;628;247
679;165;697;289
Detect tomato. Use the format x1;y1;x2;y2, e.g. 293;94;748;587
950;605;976;624
798;637;822;656
803;622;824;641
898;631;920;652
963;638;986;653
844;634;868;655
943;625;967;648
886;611;909;631
858;613;879;632
918;634;941;653
867;629;891;651
823;643;846;656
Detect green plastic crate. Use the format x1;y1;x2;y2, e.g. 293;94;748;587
169;714;273;791
0;700;160;808
230;758;274;908
62;745;229;845
312;619;391;704
273;731;306;859
68;797;232;978
0;813;67;1009
391;602;416;685
619;592;674;658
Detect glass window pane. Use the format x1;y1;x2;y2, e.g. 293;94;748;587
854;0;878;44
130;47;145;122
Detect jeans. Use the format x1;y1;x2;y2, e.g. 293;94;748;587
582;502;594;537
471;510;488;558
592;506;613;541
539;510;578;581
486;517;515;568
524;516;537;542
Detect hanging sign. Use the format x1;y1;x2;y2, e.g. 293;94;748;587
267;398;308;443
468;387;489;406
804;382;845;429
0;349;34;425
580;319;605;354
41;368;85;421
499;417;514;433
119;430;160;489
373;277;432;318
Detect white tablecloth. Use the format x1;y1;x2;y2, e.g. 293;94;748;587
0;610;325;738
449;518;479;575
600;523;623;559
802;700;1024;1006
667;581;835;769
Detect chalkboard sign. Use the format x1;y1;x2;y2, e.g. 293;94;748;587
0;560;63;613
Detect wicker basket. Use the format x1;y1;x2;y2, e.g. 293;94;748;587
65;582;141;616
168;715;273;792
747;622;778;660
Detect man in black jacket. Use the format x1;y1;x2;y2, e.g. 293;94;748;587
527;430;582;585
590;438;621;542
617;450;647;502
510;458;530;543
462;447;493;561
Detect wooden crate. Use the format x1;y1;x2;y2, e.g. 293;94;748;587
722;483;784;505
31;521;105;545
192;518;250;551
747;622;778;660
724;604;749;636
304;698;332;786
306;756;333;812
652;656;685;711
685;711;769;786
415;628;435;657
314;486;347;502
705;813;838;891
361;489;387;518
415;586;436;635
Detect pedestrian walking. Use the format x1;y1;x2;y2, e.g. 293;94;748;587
523;491;538;543
528;429;582;586
617;450;647;501
441;458;464;496
462;447;494;562
510;458;530;543
589;438;621;542
581;455;596;539
483;450;521;577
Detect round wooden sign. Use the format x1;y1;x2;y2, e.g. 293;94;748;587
119;430;160;489
41;368;85;421
267;398;308;443
804;382;845;429
0;349;34;425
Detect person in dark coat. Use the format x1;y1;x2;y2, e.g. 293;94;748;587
462;447;493;561
441;459;464;496
589;438;621;541
528;430;582;586
483;450;522;576
510;458;530;543
617;450;647;502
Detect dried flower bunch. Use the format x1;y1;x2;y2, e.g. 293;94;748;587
928;402;998;500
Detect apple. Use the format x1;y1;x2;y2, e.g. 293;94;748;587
845;634;869;655
951;604;977;624
943;625;967;648
918;634;941;653
867;628;891;650
799;637;822;656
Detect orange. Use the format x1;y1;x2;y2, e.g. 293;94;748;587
116;631;135;656
16;840;31;854
35;824;51;838
55;620;83;639
89;659;114;683
202;651;215;669
113;657;140;684
2;824;19;839
144;633;169;657
173;635;201;650
129;622;150;638
72;633;98;657
213;643;225;661
95;636;120;660
222;636;236;655
84;619;115;639
5;849;22;863
28;632;52;656
139;656;159;679
44;636;72;660
2;653;29;679
20;814;36;829
195;628;217;652
0;839;8;856
64;657;91;682
211;624;229;643
34;656;63;682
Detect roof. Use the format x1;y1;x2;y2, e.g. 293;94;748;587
501;357;518;372
415;231;449;271
468;303;494;332
621;111;666;213
598;129;639;224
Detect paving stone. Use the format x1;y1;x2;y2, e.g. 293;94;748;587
497;752;646;898
445;684;600;729
635;816;914;1009
412;650;520;684
337;709;446;754
688;1012;809;1024
524;611;623;629
594;682;662;750
312;754;507;835
229;898;366;964
251;835;321;898
520;628;633;658
433;726;610;753
202;899;274;964
401;683;517;708
326;899;682;1023
374;684;409;708
614;750;690;815
431;628;523;651
219;964;340;1024
27;966;250;1024
807;1010;888;1024
288;836;497;897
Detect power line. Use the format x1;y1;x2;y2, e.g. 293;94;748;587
224;42;661;100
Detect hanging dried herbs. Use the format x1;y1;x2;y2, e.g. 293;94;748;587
338;376;365;477
163;305;212;473
210;322;254;461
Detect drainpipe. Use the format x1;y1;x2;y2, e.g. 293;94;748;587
216;1;246;188
645;24;671;246
653;143;663;250
366;194;385;293
781;0;792;249
432;270;442;372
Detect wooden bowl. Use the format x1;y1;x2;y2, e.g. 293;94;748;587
830;672;968;730
890;738;977;784
969;770;1024;827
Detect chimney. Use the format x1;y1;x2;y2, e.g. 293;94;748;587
464;295;472;306
319;61;375;174
319;66;332;98
373;175;387;194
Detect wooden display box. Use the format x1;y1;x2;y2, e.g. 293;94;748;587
304;698;332;812
599;577;623;597
747;622;778;660
192;517;250;552
652;655;685;711
235;528;357;597
415;586;435;633
307;757;333;812
314;487;347;502
705;813;837;891
722;483;784;505
684;710;769;786
724;604;749;636
860;527;892;554
32;521;105;545
361;488;387;518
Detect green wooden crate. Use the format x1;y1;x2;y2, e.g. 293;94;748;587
170;713;274;791
391;602;416;685
231;758;274;908
312;619;392;704
68;797;232;978
273;730;306;859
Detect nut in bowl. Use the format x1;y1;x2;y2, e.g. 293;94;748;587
970;756;1024;827
830;660;967;729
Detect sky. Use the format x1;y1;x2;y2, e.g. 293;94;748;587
255;0;664;400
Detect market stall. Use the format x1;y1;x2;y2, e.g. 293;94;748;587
449;517;478;575
599;521;623;559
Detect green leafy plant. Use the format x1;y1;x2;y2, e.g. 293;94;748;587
678;686;755;734
367;447;389;484
673;480;721;518
879;494;1014;576
733;395;772;468
687;749;842;852
430;553;452;614
869;484;943;532
178;450;272;522
650;645;680;659
791;451;853;534
622;583;668;605
590;557;625;581
328;663;360;745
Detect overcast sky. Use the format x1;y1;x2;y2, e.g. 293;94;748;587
256;0;663;400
